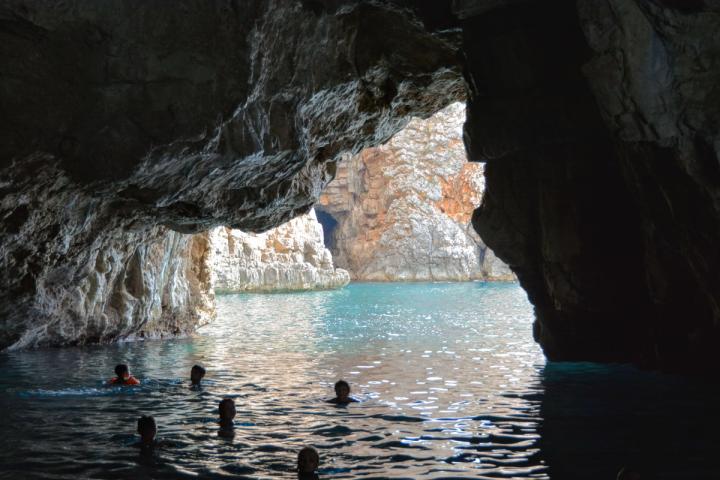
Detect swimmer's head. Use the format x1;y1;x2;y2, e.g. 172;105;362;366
137;415;157;444
334;380;350;401
297;446;319;474
114;364;129;379
219;398;236;422
190;365;206;385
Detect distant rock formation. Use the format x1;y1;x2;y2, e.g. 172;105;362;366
318;103;514;282
206;210;350;293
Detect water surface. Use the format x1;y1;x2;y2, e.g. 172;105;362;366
0;282;718;479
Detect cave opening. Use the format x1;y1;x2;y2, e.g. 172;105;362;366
314;207;338;250
199;101;515;293
2;0;720;478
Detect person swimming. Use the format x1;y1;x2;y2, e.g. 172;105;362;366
190;364;206;388
327;380;357;405
218;398;236;436
297;446;320;479
136;415;157;451
109;364;140;386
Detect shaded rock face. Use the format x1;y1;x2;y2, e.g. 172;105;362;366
206;210;349;292
466;0;720;369
317;103;514;281
0;1;462;349
2;0;720;371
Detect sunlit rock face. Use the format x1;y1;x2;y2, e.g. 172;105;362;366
318;103;514;281
0;162;215;349
206;210;349;292
0;1;462;349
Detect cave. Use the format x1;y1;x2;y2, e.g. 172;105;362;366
3;0;719;371
2;0;720;477
314;208;339;250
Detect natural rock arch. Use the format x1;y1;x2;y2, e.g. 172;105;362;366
1;0;719;372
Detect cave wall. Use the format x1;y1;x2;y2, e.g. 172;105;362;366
0;0;463;349
2;0;720;369
317;102;514;281
464;0;720;368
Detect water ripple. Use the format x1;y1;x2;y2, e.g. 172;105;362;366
0;283;545;478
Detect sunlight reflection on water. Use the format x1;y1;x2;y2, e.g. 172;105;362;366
1;282;549;479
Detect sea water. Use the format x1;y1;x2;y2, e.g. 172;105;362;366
0;282;718;479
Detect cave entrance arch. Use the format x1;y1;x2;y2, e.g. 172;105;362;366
315;102;514;283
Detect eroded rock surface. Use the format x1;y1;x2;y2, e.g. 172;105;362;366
318;103;513;281
2;0;720;371
0;1;462;349
465;0;720;369
206;210;349;292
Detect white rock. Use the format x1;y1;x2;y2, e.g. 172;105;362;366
206;209;350;292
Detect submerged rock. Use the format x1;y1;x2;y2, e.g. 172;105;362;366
318;103;514;282
206;210;349;293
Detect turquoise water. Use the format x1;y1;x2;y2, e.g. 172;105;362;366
0;282;718;479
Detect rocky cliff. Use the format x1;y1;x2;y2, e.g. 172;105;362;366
318;103;513;281
2;0;720;370
207;210;349;293
0;1;462;350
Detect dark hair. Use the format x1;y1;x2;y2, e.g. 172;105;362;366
218;398;235;415
297;446;320;472
334;380;350;392
191;365;206;375
137;415;156;433
114;364;129;377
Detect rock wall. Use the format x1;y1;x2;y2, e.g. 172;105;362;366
0;1;462;349
318;102;513;281
206;210;349;292
2;0;720;370
0;165;215;349
464;0;720;369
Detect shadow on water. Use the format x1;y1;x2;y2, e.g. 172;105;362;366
0;283;718;479
538;361;720;480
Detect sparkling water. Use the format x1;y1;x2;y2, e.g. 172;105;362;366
0;282;717;479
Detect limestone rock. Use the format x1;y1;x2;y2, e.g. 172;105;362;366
206;210;349;293
0;164;214;349
465;1;720;369
0;1;462;349
3;0;720;371
318;103;513;282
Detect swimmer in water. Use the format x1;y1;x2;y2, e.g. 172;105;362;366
136;415;157;451
109;364;140;386
327;380;357;405
190;364;206;388
297;446;320;479
218;398;236;437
